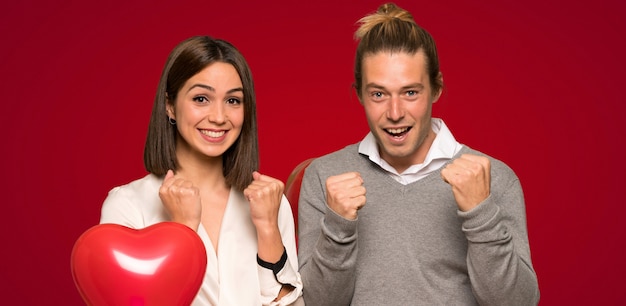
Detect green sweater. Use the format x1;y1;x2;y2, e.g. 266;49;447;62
298;144;539;305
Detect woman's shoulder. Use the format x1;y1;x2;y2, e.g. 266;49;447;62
101;174;164;223
107;173;162;198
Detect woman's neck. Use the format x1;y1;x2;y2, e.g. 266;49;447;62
174;146;228;191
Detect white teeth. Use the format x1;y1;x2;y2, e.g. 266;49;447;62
386;127;408;134
201;130;225;138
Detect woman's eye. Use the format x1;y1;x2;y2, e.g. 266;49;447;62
227;97;242;104
193;96;208;103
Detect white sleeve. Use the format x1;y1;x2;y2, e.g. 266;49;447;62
258;196;303;306
100;186;145;228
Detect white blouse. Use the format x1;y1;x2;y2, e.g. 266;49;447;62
100;174;303;306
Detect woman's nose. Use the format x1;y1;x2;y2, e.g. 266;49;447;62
208;103;226;124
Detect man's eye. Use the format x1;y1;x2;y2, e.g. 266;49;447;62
406;90;417;96
372;92;383;98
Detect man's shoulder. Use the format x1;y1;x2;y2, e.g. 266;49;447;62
460;146;518;181
317;143;360;159
307;143;364;172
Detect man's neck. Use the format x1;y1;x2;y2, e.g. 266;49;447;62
382;128;437;174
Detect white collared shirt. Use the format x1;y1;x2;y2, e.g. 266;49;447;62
358;118;463;185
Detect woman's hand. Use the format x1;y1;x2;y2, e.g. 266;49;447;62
244;171;283;230
244;171;284;262
159;170;202;231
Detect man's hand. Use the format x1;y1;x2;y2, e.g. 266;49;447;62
159;170;202;231
325;172;366;220
441;154;491;212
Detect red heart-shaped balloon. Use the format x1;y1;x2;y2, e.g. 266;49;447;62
71;222;207;306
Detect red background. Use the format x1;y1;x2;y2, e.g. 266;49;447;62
2;0;625;304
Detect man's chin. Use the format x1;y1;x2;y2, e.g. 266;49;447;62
380;146;413;160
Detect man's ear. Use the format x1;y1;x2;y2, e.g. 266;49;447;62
433;72;444;103
353;83;364;105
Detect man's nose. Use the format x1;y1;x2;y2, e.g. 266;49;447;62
387;96;404;121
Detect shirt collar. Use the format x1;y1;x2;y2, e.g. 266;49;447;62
358;118;461;175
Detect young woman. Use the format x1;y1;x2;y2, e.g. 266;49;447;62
100;36;303;305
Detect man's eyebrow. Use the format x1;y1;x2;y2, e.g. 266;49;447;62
364;83;425;90
403;83;425;91
365;83;386;90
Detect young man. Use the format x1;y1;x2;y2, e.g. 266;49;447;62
297;3;539;305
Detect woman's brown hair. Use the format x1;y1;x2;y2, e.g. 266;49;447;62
143;36;258;191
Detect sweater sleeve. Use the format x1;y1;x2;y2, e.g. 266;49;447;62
458;175;540;305
297;161;358;306
258;196;304;306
